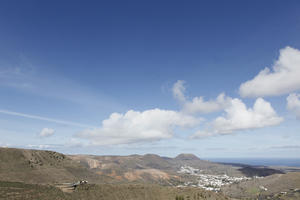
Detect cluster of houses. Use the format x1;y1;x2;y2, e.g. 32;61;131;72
72;180;88;188
177;165;252;191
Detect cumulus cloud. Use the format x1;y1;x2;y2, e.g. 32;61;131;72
213;98;283;133
76;81;284;144
287;93;300;118
239;46;300;97
183;93;232;114
39;128;55;137
193;98;283;138
76;109;202;145
172;80;231;114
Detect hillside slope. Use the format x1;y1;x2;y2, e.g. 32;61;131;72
222;172;300;199
69;153;244;184
0;147;284;188
0;181;230;200
0;148;111;184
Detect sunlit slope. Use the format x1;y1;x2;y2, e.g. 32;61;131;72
0;148;110;184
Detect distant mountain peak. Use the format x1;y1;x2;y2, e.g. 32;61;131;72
175;153;200;160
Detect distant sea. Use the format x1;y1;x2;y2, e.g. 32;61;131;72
206;158;300;167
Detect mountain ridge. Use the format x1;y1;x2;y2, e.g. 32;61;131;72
0;147;284;185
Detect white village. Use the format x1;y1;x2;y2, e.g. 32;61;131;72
177;165;253;191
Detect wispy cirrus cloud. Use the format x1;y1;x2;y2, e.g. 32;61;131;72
0;109;95;128
0;57;125;112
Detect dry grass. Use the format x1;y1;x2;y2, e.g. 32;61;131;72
221;172;300;199
0;181;229;200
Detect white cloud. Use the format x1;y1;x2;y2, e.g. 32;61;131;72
193;98;283;138
77;108;202;145
239;46;300;97
172;80;186;102
183;93;231;114
39;128;55;137
287;93;300;118
172;80;231;114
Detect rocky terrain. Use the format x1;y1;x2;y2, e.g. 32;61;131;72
69;153;245;185
0;147;113;184
1;147;298;200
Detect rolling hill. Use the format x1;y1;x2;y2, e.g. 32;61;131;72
1;147;293;200
0;147;111;184
69;153;245;185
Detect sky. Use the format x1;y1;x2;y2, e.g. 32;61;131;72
1;0;300;158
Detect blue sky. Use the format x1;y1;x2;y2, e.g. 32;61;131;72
1;0;300;158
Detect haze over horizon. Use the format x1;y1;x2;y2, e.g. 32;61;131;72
1;0;300;158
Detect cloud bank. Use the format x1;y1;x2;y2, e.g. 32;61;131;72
239;46;300;97
77;109;202;145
